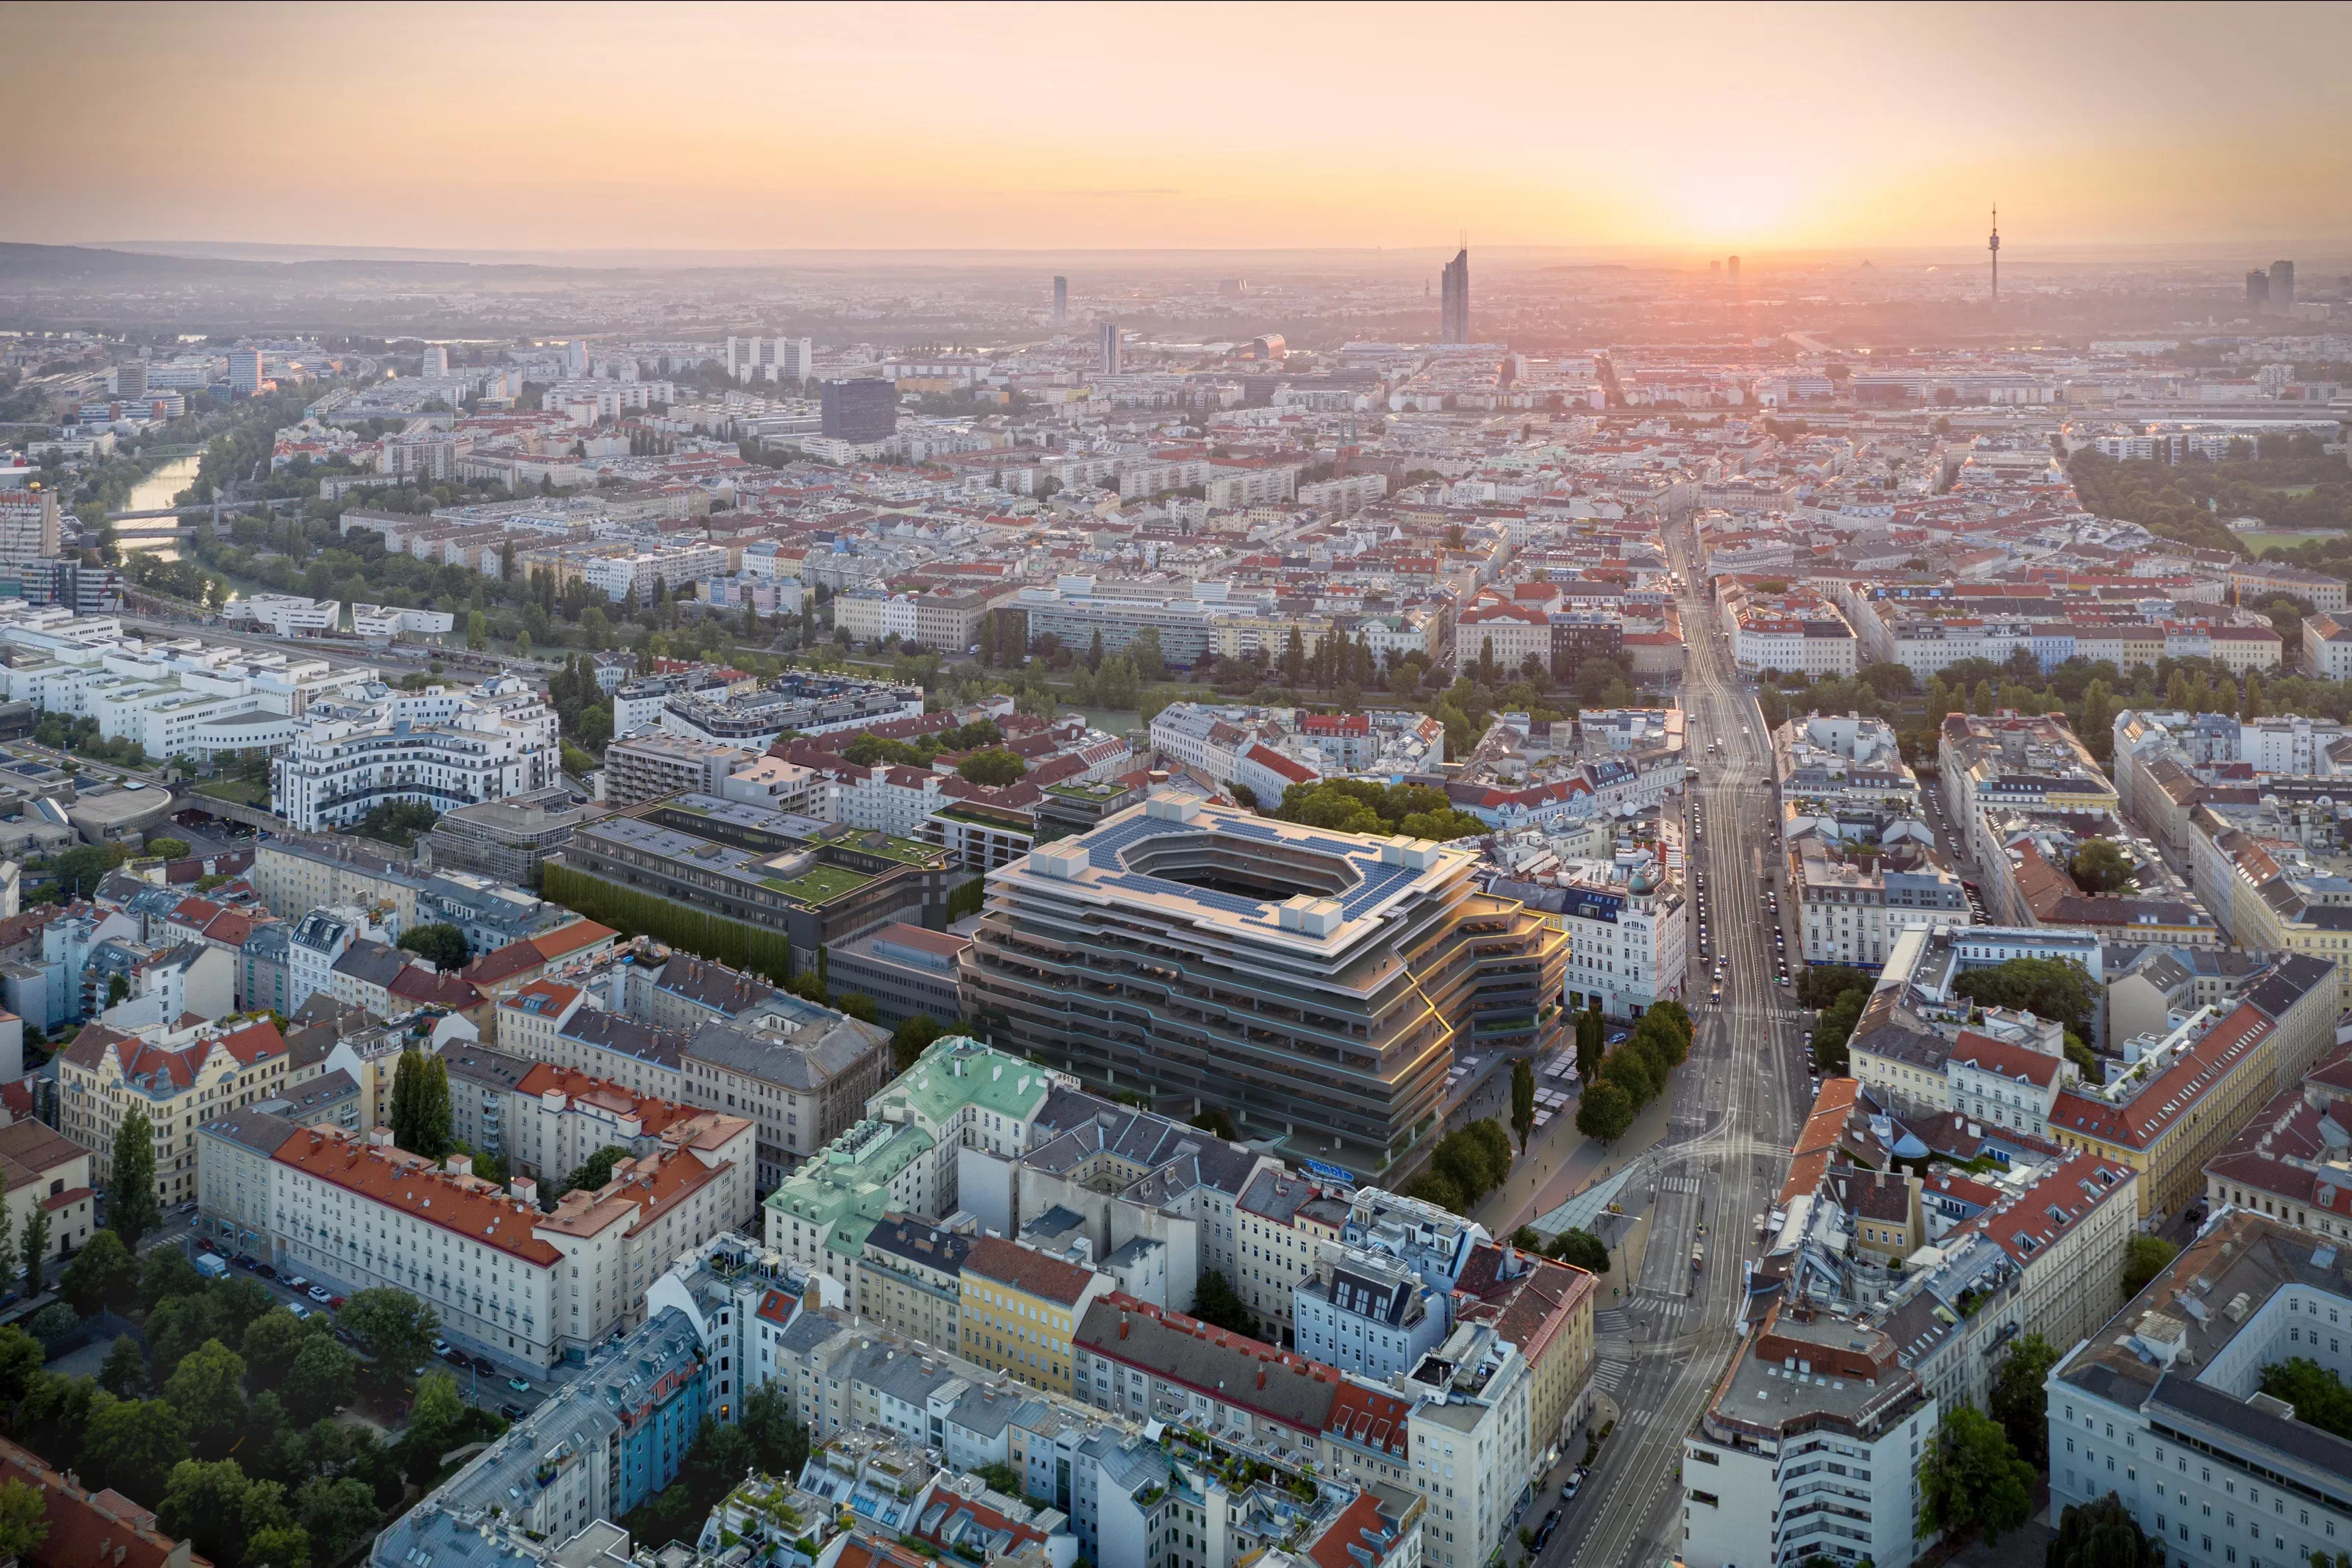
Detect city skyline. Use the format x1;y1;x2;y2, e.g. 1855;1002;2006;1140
11;2;2352;256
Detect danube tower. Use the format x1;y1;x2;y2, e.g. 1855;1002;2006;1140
1988;205;2000;304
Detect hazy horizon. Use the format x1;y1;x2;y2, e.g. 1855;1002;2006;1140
12;1;2352;256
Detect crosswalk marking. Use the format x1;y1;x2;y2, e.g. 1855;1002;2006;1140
1658;1175;1702;1194
1593;1358;1632;1392
1593;1308;1632;1334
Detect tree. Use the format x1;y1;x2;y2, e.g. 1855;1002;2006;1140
1549;1229;1610;1274
61;1229;138;1317
241;1309;311;1389
1191;1270;1257;1337
389;1051;452;1159
397;923;469;971
956;749;1025;787
159;1459;261;1568
1948;956;2097;1037
101;1334;147;1398
1574;1000;1605;1082
0;1477;49;1561
20;1204;46;1298
466;611;487;652
2068;838;2135;895
1918;1403;2034;1545
2121;1234;2178;1300
294;1475;379;1561
736;1384;808;1479
2045;1492;2157;1568
1575;1080;1635;1143
146;838;192;861
107;972;131;1007
111;1107;159;1249
337;1289;439;1381
2257;1356;2352;1441
1989;1334;2059;1467
557;1144;631;1200
162;1339;248;1457
82;1397;193;1506
140;1247;209;1312
891;1013;948;1074
1509;1057;1537;1154
279;1337;356;1427
0;1327;43;1411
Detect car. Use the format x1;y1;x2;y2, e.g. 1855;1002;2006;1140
499;1403;526;1420
432;1339;452;1355
471;1356;496;1376
196;1237;214;1252
232;1254;257;1270
442;1347;471;1366
1563;1475;1582;1501
306;1285;331;1303
329;1295;346;1309
254;1264;277;1280
178;1201;198;1215
287;1302;311;1320
284;1275;309;1290
1533;1510;1562;1551
507;1377;532;1393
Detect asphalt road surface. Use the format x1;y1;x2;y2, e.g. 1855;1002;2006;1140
1541;519;1810;1568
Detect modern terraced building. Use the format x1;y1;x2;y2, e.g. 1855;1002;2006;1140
545;792;962;967
962;791;1566;1178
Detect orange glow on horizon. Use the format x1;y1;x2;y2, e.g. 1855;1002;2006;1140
7;2;2352;256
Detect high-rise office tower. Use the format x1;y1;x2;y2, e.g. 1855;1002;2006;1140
1440;245;1470;344
2248;270;2272;312
819;378;897;445
2271;259;2296;312
1053;276;1068;326
564;339;589;376
1988;205;2000;304
229;348;265;398
113;362;147;398
1727;255;1741;284
421;344;449;376
1099;320;1122;375
1708;260;1721;278
776;337;814;384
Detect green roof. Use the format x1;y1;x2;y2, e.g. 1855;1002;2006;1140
760;1035;1062;1237
758;864;872;903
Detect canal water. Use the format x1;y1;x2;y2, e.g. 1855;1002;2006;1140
115;452;204;560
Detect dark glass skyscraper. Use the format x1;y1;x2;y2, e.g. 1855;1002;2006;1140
1053;275;1068;326
820;378;897;445
2271;259;2296;312
1440;246;1470;343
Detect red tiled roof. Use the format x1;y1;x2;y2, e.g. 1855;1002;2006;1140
273;1127;562;1265
2051;1002;2273;1150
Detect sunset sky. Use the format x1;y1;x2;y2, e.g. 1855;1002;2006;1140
13;1;2352;257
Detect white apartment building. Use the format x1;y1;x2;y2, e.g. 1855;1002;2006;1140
1682;1308;1934;1568
581;545;730;604
226;595;342;637
1722;588;1860;678
1558;860;1687;1020
269;1120;750;1370
2048;1212;2352;1568
0;615;379;760
1453;601;1552;678
274;676;558;832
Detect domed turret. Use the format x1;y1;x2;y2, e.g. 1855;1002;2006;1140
1627;864;1658;897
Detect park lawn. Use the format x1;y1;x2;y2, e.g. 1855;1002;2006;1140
2240;528;2345;555
196;777;271;806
